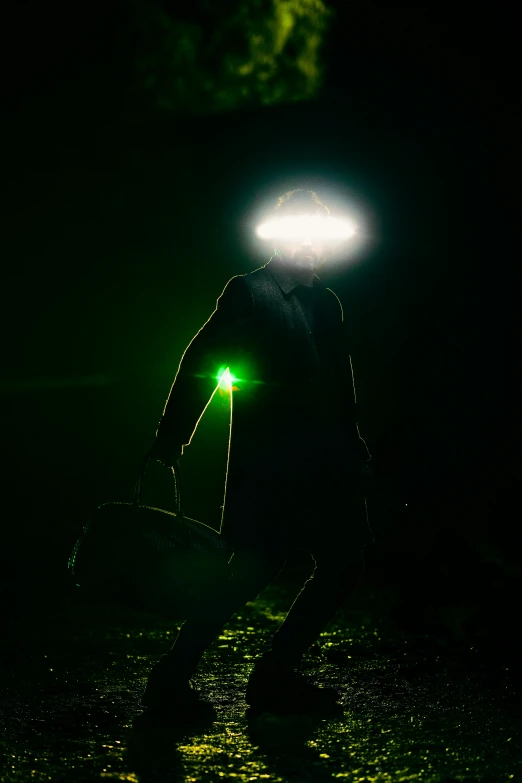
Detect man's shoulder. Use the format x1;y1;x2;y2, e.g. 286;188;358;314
227;265;342;308
323;285;342;308
318;285;344;322
224;263;270;284
230;264;277;296
243;263;273;281
216;265;274;311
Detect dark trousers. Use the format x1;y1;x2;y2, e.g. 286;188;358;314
164;518;367;681
163;428;373;680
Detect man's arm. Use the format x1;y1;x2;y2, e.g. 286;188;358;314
342;330;372;462
155;275;253;456
327;288;372;462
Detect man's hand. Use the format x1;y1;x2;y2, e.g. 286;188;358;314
147;436;183;469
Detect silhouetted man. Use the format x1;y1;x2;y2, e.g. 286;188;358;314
144;188;374;715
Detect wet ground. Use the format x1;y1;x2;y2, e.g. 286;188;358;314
1;568;521;783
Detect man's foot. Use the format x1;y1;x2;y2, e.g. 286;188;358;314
142;656;216;722
246;653;342;716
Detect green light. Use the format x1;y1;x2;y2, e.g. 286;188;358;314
217;367;238;391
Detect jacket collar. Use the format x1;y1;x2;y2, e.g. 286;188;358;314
265;255;326;296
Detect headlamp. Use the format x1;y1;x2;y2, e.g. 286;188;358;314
255;214;356;242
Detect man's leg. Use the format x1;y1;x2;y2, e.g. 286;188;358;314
244;545;365;713
264;483;371;667
267;546;365;666
147;547;287;687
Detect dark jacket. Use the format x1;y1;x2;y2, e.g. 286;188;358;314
159;257;371;541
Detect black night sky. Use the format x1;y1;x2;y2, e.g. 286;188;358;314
1;0;520;754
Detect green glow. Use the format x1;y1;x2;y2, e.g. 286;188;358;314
217;367;238;391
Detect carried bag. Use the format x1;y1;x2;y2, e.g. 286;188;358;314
68;457;233;618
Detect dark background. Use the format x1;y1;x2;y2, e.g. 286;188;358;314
1;3;519;644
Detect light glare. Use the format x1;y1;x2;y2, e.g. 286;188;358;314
256;214;356;241
217;367;237;391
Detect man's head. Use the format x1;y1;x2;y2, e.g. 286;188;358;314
271;189;331;272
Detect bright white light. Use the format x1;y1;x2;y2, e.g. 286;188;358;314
255;214;356;242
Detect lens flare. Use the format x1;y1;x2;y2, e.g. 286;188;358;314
217;367;237;392
256;214;356;241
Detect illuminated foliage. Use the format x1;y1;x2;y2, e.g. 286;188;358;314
132;0;334;114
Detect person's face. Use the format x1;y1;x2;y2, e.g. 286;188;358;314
274;237;330;271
